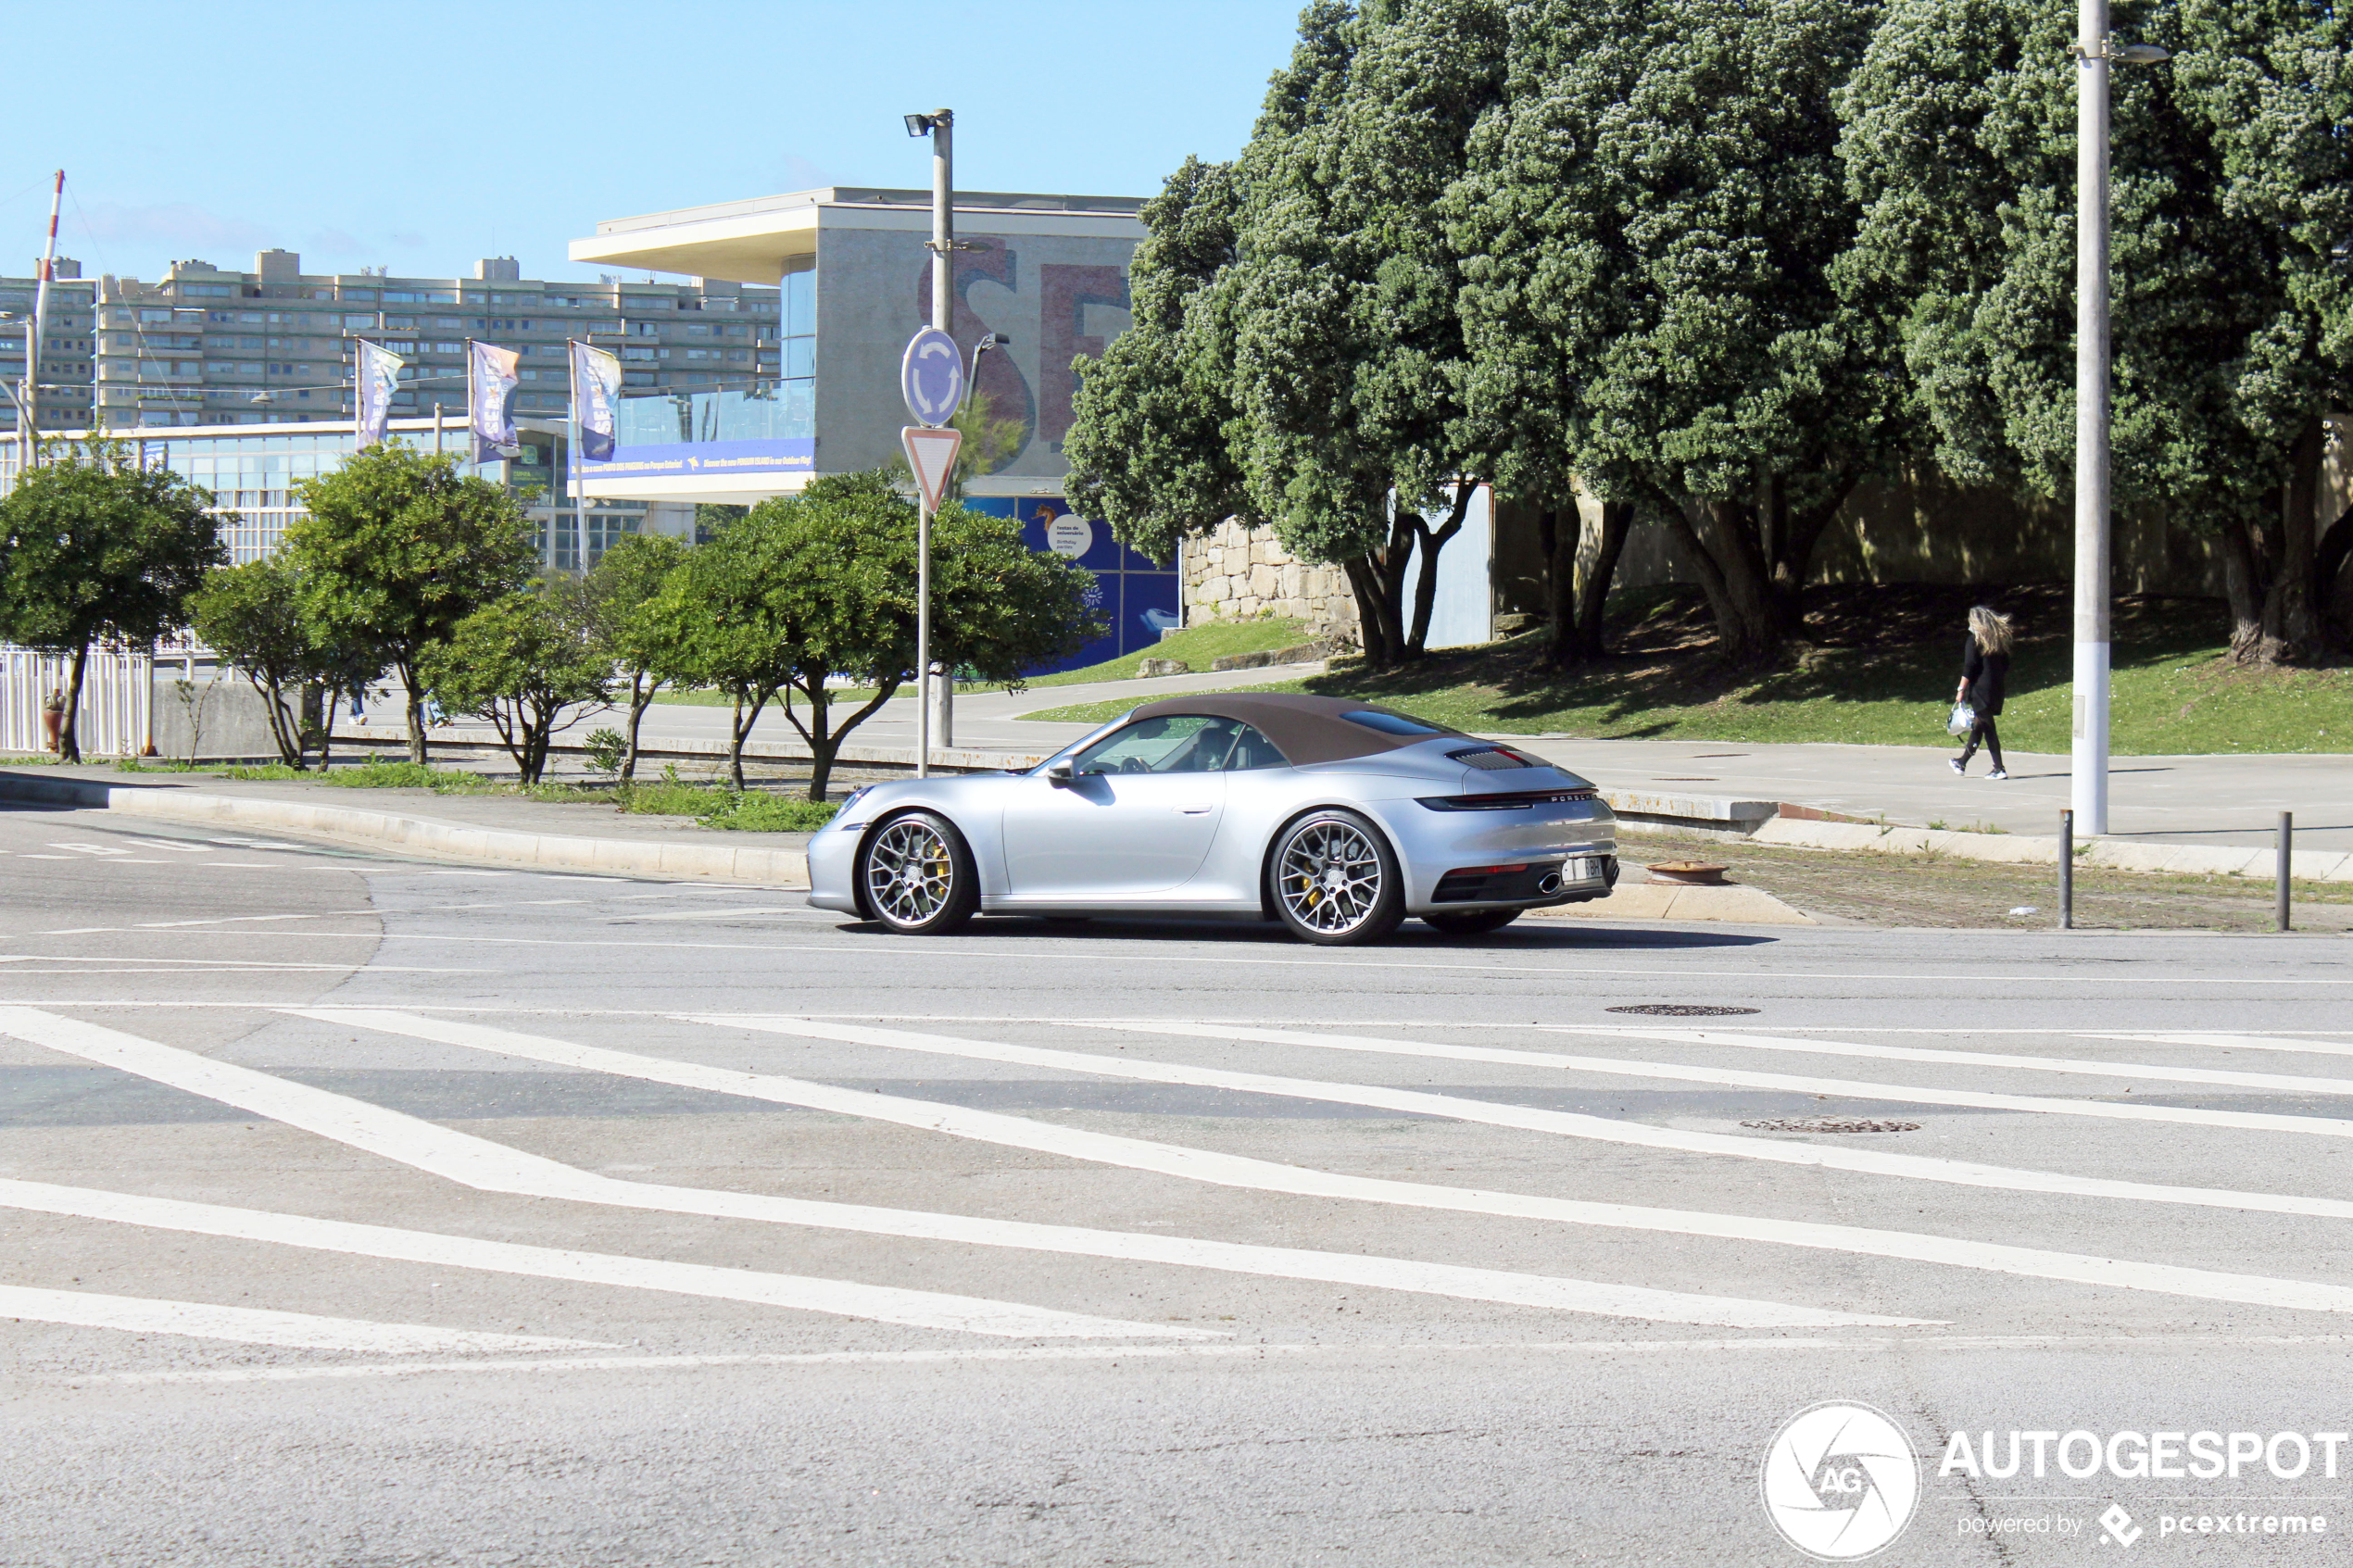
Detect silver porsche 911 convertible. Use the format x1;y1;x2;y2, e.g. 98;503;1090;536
807;693;1619;944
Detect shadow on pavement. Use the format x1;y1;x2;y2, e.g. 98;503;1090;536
826;914;1777;950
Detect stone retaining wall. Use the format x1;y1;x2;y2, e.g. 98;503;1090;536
1182;519;1359;646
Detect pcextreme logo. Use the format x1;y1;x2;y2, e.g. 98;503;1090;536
1761;1401;1921;1561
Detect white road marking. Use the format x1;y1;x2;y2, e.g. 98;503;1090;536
319;1009;2353;1321
619;906;809;922
0;1284;610;1354
2086;1032;2353;1060
1552;1025;2353;1098
201;862;276;869
267;1008;1915;1329
1091;1020;2353;1143
123;840;218;853
49;843;131;857
71;1331;2353;1386
0;1175;1189;1341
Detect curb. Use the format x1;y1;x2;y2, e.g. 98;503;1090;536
1527;881;1816;926
332;728;1048;775
1747;816;2353;883
0;772;811;888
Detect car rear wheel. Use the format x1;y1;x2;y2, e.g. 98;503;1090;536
1423;909;1521;936
860;811;979;935
1269;809;1404;945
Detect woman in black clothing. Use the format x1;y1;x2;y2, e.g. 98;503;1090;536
1950;606;2012;780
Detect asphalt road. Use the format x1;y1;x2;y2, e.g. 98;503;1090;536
6;798;2353;1565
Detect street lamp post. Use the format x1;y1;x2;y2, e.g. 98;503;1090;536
2072;1;2169;838
906;107;955;777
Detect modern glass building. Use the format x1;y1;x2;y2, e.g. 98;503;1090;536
0;417;690;571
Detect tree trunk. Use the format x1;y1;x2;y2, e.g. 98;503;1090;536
310;684;335;771
246;671;302;768
1343;557;1397;670
1375;510;1416;661
2258;419;2329;664
1573;501;1632;661
399;659;429;765
58;642;89;763
1768;470;1857;635
2221;515;2268;661
621;671;651;784
1685;496;1785;670
781;675;896;801
1403;483;1477;657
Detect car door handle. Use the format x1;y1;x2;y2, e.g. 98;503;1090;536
1176;803;1214;814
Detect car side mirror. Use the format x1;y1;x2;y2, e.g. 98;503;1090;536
1046;762;1074;786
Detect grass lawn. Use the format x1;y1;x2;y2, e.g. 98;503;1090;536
168;759;839;830
648;617;1309;708
1019;583;2353;755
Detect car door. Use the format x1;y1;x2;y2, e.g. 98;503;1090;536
999;717;1235;900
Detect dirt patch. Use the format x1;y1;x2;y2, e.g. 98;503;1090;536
1627;828;2353;932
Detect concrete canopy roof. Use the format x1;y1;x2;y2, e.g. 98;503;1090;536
570;186;1147;286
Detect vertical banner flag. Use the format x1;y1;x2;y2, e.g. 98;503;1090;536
355;340;403;448
570;341;621;462
468;341;521;462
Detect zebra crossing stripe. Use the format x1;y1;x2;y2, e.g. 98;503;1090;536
13;1007;1890;1330
1088;1020;2353;1141
0;1285;610;1354
1554;1026;2353;1098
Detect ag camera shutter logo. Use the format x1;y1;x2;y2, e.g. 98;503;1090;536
1761;1401;1920;1560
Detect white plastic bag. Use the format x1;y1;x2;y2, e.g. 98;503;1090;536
1946;701;1976;736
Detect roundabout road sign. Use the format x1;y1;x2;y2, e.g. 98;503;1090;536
901;326;965;427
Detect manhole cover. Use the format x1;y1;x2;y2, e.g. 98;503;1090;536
1742;1118;1921;1134
1605;1004;1760;1017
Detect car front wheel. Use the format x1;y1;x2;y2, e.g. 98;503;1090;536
1269;809;1405;945
860;810;979;935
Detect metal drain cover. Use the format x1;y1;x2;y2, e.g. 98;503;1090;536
1605;1004;1760;1017
1742;1118;1921;1134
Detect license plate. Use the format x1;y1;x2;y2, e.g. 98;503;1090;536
1566;858;1593;882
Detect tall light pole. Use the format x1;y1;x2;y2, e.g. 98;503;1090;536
906;107;953;776
2072;4;2168;837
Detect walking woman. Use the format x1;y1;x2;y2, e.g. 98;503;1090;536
1950;606;2012;780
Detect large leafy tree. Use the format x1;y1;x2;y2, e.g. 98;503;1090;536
579;530;690;782
191;556;372;769
1453;0;1903;671
1839;0;2348;664
418;584;612;784
642;470;1099;797
0;441;224;761
283;445;536;762
1069;0;1512;669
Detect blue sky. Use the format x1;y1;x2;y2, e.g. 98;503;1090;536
3;1;1304;286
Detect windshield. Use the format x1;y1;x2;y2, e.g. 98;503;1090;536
1069;716;1276;775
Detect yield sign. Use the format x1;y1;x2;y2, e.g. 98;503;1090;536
900;424;963;513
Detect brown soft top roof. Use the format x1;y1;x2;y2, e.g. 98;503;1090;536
1124;692;1468;766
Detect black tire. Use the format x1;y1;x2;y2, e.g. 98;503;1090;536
1267;809;1406;946
1423;908;1521;936
859;810;980;935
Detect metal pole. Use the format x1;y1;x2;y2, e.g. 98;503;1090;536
2072;1;2111;836
24;170;63;469
2278;810;2293;933
916;107;953;781
2058;809;2074;930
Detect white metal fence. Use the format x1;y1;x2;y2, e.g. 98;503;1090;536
1;646;154;758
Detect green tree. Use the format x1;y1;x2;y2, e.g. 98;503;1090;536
283;445;536;762
579;530;690;781
190;556;361;769
642;470;1098;797
1067;2;1513;669
417;584;612;784
1452;0;1903;671
0;440;225;761
1838;0;2346;663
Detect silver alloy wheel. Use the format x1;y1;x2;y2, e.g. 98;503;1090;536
1277;818;1385;935
865;817;956;927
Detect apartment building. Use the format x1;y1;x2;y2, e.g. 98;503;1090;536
0;259;97;430
1;249;799;432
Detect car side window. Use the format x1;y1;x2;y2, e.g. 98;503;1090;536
1073;716;1242;775
1221;723;1286;771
